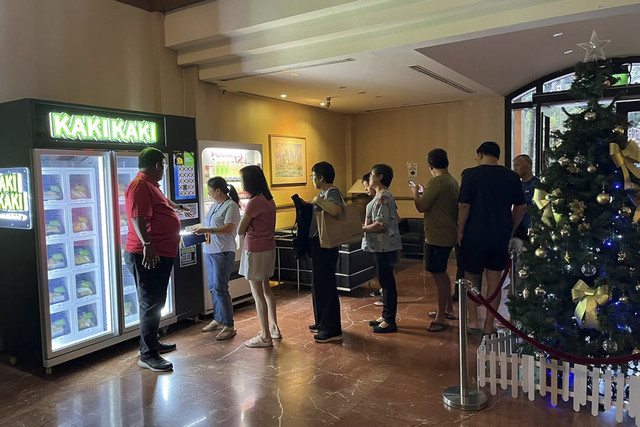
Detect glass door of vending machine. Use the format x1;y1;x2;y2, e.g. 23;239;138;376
35;150;118;358
114;153;174;330
199;143;263;309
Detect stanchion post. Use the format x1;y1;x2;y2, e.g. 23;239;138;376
442;278;488;410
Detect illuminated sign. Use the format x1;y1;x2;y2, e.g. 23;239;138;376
49;112;158;144
0;167;32;229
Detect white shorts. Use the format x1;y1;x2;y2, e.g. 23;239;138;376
238;248;276;281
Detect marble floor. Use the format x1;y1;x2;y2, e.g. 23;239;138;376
0;259;633;426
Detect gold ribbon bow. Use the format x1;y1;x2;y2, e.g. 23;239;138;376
533;188;562;226
571;280;610;330
610;139;640;190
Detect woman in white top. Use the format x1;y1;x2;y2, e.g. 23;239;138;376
194;177;241;341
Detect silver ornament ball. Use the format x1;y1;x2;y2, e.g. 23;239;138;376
603;339;619;353
581;263;597;277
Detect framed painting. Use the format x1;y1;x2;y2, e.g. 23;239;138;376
269;135;307;186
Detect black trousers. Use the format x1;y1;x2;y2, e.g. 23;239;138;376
124;251;174;359
374;251;398;325
309;238;341;336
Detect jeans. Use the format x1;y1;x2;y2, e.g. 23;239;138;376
374;251;398;325
205;251;235;327
123;251;174;359
309;238;341;336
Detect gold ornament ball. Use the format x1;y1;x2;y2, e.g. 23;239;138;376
535;247;547;258
540;176;547;184
529;235;536;244
534;286;546;297
618;252;627;262
584;111;597;121
613;126;625;135
569;213;581;223
518;269;529;279
587;165;597;174
573;73;581;82
596;192;611;205
604;79;611;88
619;296;629;303
551;232;560;242
522;289;530;299
560;228;571;237
558;156;570;166
633;348;640;355
619;207;632;217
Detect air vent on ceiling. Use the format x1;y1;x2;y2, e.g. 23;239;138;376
409;65;475;94
219;58;356;82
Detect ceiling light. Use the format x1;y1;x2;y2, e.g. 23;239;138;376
553;32;564;37
320;102;326;106
339;86;347;89
564;49;573;55
290;73;299;77
280;94;287;98
358;91;367;95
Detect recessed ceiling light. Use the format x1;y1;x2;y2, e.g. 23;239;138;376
357;91;367;95
290;73;299;77
280;94;287;98
320;102;326;106
339;86;347;89
564;49;573;55
553;32;564;37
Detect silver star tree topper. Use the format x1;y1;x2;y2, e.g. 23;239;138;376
577;30;611;62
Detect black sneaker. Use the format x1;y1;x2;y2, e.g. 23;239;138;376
308;324;319;333
314;332;343;343
138;356;173;372
373;323;398;334
159;342;177;354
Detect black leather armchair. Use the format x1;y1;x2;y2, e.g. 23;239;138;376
398;218;424;258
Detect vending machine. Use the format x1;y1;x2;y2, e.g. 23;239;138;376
0;99;202;369
197;141;263;309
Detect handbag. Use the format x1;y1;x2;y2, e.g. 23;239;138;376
317;203;364;248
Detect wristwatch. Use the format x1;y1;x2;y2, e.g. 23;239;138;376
177;204;184;211
142;241;153;247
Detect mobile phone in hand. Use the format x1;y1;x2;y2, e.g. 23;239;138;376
418;184;424;193
408;180;416;186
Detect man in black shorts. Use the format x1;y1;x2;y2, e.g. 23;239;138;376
412;149;459;332
457;141;526;336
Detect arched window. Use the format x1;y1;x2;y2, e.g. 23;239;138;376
506;57;640;175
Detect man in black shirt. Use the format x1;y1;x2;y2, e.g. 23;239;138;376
457;141;526;336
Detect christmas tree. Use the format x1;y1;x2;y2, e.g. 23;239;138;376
508;50;640;360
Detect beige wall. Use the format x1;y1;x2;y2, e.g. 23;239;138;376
352;97;505;218
0;0;506;227
190;75;351;228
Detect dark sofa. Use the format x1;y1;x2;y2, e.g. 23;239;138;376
398;217;424;258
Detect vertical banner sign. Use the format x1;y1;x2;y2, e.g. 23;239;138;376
0;167;32;229
407;162;418;178
173;151;196;201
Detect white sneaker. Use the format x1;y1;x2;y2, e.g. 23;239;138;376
202;319;223;332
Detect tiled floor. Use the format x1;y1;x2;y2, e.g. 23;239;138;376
0;259;633;426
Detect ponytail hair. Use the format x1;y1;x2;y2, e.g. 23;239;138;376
207;176;240;205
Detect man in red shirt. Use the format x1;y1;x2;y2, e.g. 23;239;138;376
124;147;189;372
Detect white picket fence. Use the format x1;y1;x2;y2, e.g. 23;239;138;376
477;330;640;425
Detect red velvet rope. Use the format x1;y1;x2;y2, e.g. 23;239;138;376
473;292;640;365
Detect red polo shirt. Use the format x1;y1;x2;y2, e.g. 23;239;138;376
124;172;181;257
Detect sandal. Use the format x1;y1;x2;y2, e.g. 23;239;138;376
244;334;273;348
428;311;456;320
427;321;449;332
